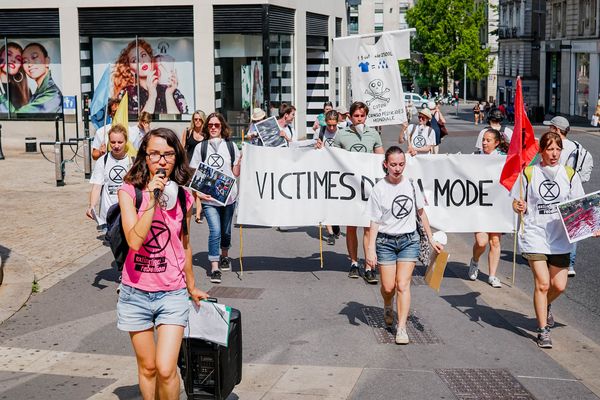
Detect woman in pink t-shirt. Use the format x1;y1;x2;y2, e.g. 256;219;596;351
117;127;208;399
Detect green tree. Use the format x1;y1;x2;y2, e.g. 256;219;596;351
406;0;492;94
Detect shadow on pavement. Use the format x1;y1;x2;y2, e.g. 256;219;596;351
339;301;369;326
192;251;350;275
440;291;546;341
113;384;140;399
92;261;120;290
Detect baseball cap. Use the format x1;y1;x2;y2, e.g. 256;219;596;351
335;106;348;115
543;116;569;132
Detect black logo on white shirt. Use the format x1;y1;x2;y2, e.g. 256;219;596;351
539;180;560;201
392;195;413;219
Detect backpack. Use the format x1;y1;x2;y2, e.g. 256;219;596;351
523;165;575;201
200;140;236;168
105;186;188;271
572;140;594;182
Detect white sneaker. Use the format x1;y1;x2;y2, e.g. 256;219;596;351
488;276;502;288
568;267;576;277
395;326;409;345
468;258;479;281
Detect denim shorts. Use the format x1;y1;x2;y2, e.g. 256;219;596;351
375;231;420;265
117;284;189;332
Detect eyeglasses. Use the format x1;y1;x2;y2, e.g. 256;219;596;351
193;118;203;122
147;151;176;163
207;123;221;129
418;115;426;120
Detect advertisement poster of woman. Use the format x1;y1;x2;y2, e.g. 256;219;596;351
92;37;194;117
0;38;62;115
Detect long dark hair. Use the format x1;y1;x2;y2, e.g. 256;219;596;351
124;127;191;189
202;112;232;140
484;128;509;154
0;42;30;108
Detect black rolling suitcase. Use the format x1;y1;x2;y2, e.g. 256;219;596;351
178;305;243;400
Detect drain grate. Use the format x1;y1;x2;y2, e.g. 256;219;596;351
435;368;535;400
362;307;442;344
207;286;264;300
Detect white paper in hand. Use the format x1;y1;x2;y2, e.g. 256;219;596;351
185;301;231;347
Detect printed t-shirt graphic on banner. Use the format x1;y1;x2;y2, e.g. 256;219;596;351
332;30;411;126
189;138;241;207
89;153;132;225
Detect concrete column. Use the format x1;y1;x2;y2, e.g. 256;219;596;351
539;46;546;110
589;52;599;119
59;6;82;134
294;7;307;134
559;48;570;114
194;2;214;113
328;14;336;104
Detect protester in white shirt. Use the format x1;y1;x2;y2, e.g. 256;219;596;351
399;108;436;155
86;124;132;232
468;128;509;288
91;98;120;160
366;146;443;345
128;111;152;151
475;108;513;151
277;103;297;142
512;132;585;349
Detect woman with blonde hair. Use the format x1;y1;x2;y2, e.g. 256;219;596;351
112;39;187;115
182;110;207;223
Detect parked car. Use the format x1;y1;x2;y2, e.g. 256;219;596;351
403;93;429;109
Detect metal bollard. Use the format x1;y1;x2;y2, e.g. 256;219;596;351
54;117;64;186
83;137;92;179
0;124;5;160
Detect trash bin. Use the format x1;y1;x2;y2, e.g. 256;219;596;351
25;137;37;153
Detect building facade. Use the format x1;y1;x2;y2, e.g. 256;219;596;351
471;0;500;103
0;0;347;138
539;0;599;120
497;0;545;107
348;0;414;35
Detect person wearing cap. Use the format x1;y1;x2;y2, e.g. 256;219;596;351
246;107;267;146
543;115;579;278
475;108;513;152
335;106;351;128
399;108;436;156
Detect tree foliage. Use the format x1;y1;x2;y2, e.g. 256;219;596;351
406;0;493;91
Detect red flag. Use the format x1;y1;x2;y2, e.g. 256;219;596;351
500;77;539;191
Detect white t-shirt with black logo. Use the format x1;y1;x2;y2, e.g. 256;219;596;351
511;164;584;254
366;177;425;235
189;139;241;207
90;153;132;224
321;129;337;147
404;124;435;151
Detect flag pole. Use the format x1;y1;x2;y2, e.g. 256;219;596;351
319;223;324;269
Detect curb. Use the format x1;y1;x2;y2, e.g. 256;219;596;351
0;250;34;325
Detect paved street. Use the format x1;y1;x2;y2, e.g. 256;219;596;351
1;105;600;399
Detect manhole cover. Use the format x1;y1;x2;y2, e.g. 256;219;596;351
207;286;264;300
435;368;535;399
362;307;442;344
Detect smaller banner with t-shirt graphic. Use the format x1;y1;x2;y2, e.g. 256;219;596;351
333;30;411;126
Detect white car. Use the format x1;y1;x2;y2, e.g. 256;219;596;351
403;93;429;109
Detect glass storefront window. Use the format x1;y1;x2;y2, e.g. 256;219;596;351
575;53;590;117
269;34;294;117
214;34;263;135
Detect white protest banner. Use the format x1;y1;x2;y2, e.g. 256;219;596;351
237;145;515;232
332;30;411;126
404;155;514;233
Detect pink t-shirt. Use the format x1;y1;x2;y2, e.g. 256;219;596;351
119;183;194;292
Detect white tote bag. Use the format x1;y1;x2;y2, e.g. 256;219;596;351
184;300;232;347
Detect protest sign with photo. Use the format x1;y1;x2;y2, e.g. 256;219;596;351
0;38;63;116
255;116;287;147
558;190;600;243
189;162;236;206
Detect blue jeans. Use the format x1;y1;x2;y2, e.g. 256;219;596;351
375;231;420;265
204;203;236;262
569;242;577;270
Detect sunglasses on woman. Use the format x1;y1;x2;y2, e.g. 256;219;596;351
207;123;221;129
